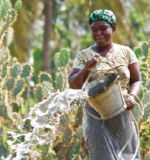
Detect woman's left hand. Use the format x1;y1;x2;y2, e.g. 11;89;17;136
126;101;135;110
125;94;136;110
127;62;141;110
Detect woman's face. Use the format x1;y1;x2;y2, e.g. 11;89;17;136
90;20;115;48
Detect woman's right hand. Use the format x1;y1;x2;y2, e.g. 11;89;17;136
85;57;100;71
69;57;101;89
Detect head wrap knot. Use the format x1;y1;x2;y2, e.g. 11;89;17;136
89;9;116;26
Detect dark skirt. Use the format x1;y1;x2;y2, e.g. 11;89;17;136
82;103;141;160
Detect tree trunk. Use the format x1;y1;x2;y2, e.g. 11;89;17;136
43;0;52;72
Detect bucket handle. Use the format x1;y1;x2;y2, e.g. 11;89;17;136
82;59;119;92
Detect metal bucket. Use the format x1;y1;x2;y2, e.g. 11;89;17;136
86;80;126;120
82;60;126;120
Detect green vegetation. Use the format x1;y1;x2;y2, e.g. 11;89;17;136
0;0;150;160
134;42;150;157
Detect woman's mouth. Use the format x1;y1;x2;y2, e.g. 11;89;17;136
95;37;104;41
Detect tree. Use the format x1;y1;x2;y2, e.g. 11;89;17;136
10;0;38;62
42;0;52;72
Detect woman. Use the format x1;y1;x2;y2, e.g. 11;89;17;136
69;9;141;160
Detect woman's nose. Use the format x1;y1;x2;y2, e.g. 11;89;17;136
96;30;102;35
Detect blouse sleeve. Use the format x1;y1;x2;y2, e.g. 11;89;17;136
127;47;138;64
72;51;86;69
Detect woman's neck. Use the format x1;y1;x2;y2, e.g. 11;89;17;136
93;43;114;57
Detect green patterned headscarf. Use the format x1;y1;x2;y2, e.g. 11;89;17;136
89;9;116;26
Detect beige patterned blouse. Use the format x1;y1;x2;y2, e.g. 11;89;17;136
73;43;138;95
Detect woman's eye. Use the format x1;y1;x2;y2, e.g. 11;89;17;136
92;29;97;32
101;27;107;31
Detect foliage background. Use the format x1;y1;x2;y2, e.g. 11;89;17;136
0;0;150;159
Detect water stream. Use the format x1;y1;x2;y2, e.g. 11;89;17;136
5;89;86;160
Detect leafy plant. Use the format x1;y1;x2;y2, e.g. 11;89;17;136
134;41;150;157
0;1;149;159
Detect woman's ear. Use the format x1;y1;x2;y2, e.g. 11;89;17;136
112;26;116;32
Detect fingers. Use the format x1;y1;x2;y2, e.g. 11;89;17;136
126;102;135;110
124;94;136;110
97;57;102;61
85;58;99;71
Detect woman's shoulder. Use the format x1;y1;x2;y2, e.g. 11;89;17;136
113;43;132;51
113;43;138;64
79;46;93;54
72;46;93;69
76;45;95;59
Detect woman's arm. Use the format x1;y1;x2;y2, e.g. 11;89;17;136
126;62;141;110
69;67;91;89
129;62;141;96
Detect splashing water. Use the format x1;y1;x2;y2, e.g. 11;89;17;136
5;89;86;160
